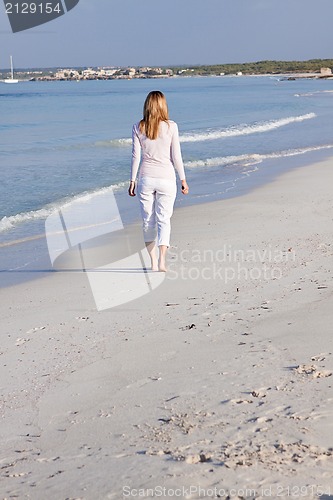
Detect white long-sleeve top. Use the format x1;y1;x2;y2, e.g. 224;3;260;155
130;120;186;182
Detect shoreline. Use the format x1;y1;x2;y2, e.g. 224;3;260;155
1;144;333;289
1;154;332;498
2;59;333;82
3;72;333;83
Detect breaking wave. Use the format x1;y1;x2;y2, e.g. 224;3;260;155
0;181;127;233
107;113;316;147
185;143;333;169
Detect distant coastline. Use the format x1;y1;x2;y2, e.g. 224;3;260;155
1;59;333;82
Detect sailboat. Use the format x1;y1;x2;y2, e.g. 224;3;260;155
2;56;19;84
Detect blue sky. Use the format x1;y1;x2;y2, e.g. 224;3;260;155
1;0;332;69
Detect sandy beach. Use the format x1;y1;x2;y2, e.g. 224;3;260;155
1;156;333;499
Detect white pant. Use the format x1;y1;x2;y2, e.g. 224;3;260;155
137;176;177;247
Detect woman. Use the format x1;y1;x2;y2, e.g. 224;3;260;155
128;91;189;272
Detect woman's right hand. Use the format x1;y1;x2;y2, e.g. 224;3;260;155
128;181;136;196
181;180;189;195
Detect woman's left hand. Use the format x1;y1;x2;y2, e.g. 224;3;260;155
128;181;136;196
181;180;189;195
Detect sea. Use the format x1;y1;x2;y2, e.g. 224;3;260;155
1;75;333;287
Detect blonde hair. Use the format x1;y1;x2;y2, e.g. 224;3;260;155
139;91;169;140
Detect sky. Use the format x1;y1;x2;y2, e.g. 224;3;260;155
0;0;332;69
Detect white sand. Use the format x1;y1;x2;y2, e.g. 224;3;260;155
1;157;333;499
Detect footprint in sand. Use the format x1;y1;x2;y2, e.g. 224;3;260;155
294;364;332;378
16;338;30;346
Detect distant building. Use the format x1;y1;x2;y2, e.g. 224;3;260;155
54;68;80;79
83;68;98;78
139;67;151;74
320;67;332;76
104;69;118;76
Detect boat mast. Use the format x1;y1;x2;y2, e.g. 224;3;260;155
10;55;14;79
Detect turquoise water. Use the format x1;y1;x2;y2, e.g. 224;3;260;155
1;76;333;283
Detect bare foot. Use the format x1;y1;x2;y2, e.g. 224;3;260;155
158;260;167;272
145;241;158;272
158;245;168;272
151;262;159;272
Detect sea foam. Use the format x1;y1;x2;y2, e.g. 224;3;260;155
0;181;127;233
108;113;316;147
185;143;333;169
180;113;316;142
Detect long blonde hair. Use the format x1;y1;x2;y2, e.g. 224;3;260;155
139;91;169;140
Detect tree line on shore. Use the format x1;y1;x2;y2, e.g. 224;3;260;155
171;59;333;75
